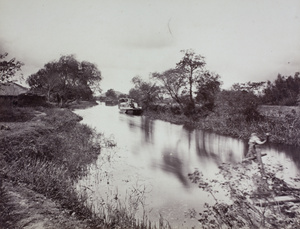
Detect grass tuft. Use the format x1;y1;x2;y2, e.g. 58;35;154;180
1;106;171;228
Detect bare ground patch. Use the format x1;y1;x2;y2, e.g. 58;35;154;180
3;181;90;229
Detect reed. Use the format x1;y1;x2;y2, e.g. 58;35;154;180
144;109;300;146
0;177;13;228
1;107;171;228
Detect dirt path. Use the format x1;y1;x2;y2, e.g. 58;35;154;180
0;110;93;229
3;181;90;229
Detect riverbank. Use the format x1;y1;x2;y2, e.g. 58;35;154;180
143;107;300;146
73;103;300;228
2;102;299;228
0;103;172;229
68;100;98;110
0;106;104;228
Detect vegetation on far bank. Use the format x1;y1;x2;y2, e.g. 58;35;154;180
116;50;300;146
2;50;299;148
143;103;300;146
1;49;300;228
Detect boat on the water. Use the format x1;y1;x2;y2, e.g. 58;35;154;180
118;98;143;115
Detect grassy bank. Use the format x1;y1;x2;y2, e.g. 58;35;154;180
144;109;300;146
0;107;104;228
0;105;172;229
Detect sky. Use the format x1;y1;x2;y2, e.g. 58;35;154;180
0;0;299;93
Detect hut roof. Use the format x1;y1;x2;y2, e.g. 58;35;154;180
0;82;28;96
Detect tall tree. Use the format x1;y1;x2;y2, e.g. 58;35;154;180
27;62;61;101
105;89;117;100
176;49;206;109
195;71;221;111
152;68;186;111
27;55;102;106
129;76;159;109
153;50;221;116
0;52;23;83
262;72;300;105
80;61;102;93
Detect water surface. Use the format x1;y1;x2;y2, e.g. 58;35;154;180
75;103;300;228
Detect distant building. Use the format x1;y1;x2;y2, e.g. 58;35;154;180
0;82;28;96
0;82;46;106
0;82;28;105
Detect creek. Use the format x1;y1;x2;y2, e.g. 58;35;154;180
75;103;300;228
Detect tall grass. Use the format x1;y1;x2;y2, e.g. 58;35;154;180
0;107;172;228
195;114;300;146
145;108;300;146
0;175;14;228
0;103;35;122
0;107;104;227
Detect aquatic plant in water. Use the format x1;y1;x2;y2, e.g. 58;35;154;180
189;160;300;229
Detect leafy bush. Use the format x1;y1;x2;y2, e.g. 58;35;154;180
262;73;300;106
189;161;300;229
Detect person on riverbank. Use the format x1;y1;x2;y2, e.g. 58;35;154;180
246;133;270;158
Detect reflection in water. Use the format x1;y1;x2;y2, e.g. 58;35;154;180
141;116;154;143
195;129;208;157
161;146;190;188
75;103;300;228
193;128;245;165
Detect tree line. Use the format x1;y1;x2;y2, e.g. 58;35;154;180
26;55;101;107
126;49;222;117
119;49;300;122
1;50;299;112
1;53;102;107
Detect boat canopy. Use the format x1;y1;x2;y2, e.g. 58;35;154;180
118;98;133;103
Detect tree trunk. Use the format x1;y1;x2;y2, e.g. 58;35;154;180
47;89;50;102
189;70;194;106
188;69;195;115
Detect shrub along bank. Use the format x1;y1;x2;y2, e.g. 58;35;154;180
144;105;300;146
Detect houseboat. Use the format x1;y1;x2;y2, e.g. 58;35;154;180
118;98;143;115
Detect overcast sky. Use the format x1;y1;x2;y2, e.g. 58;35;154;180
0;0;299;93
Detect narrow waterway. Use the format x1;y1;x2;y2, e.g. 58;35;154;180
75;103;300;228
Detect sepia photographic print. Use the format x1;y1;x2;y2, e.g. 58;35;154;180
1;0;300;228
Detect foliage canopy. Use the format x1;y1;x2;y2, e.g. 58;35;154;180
0;53;23;83
152;49;221;116
105;89;117;100
129;76;160;109
262;72;300;106
27;55;101;106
